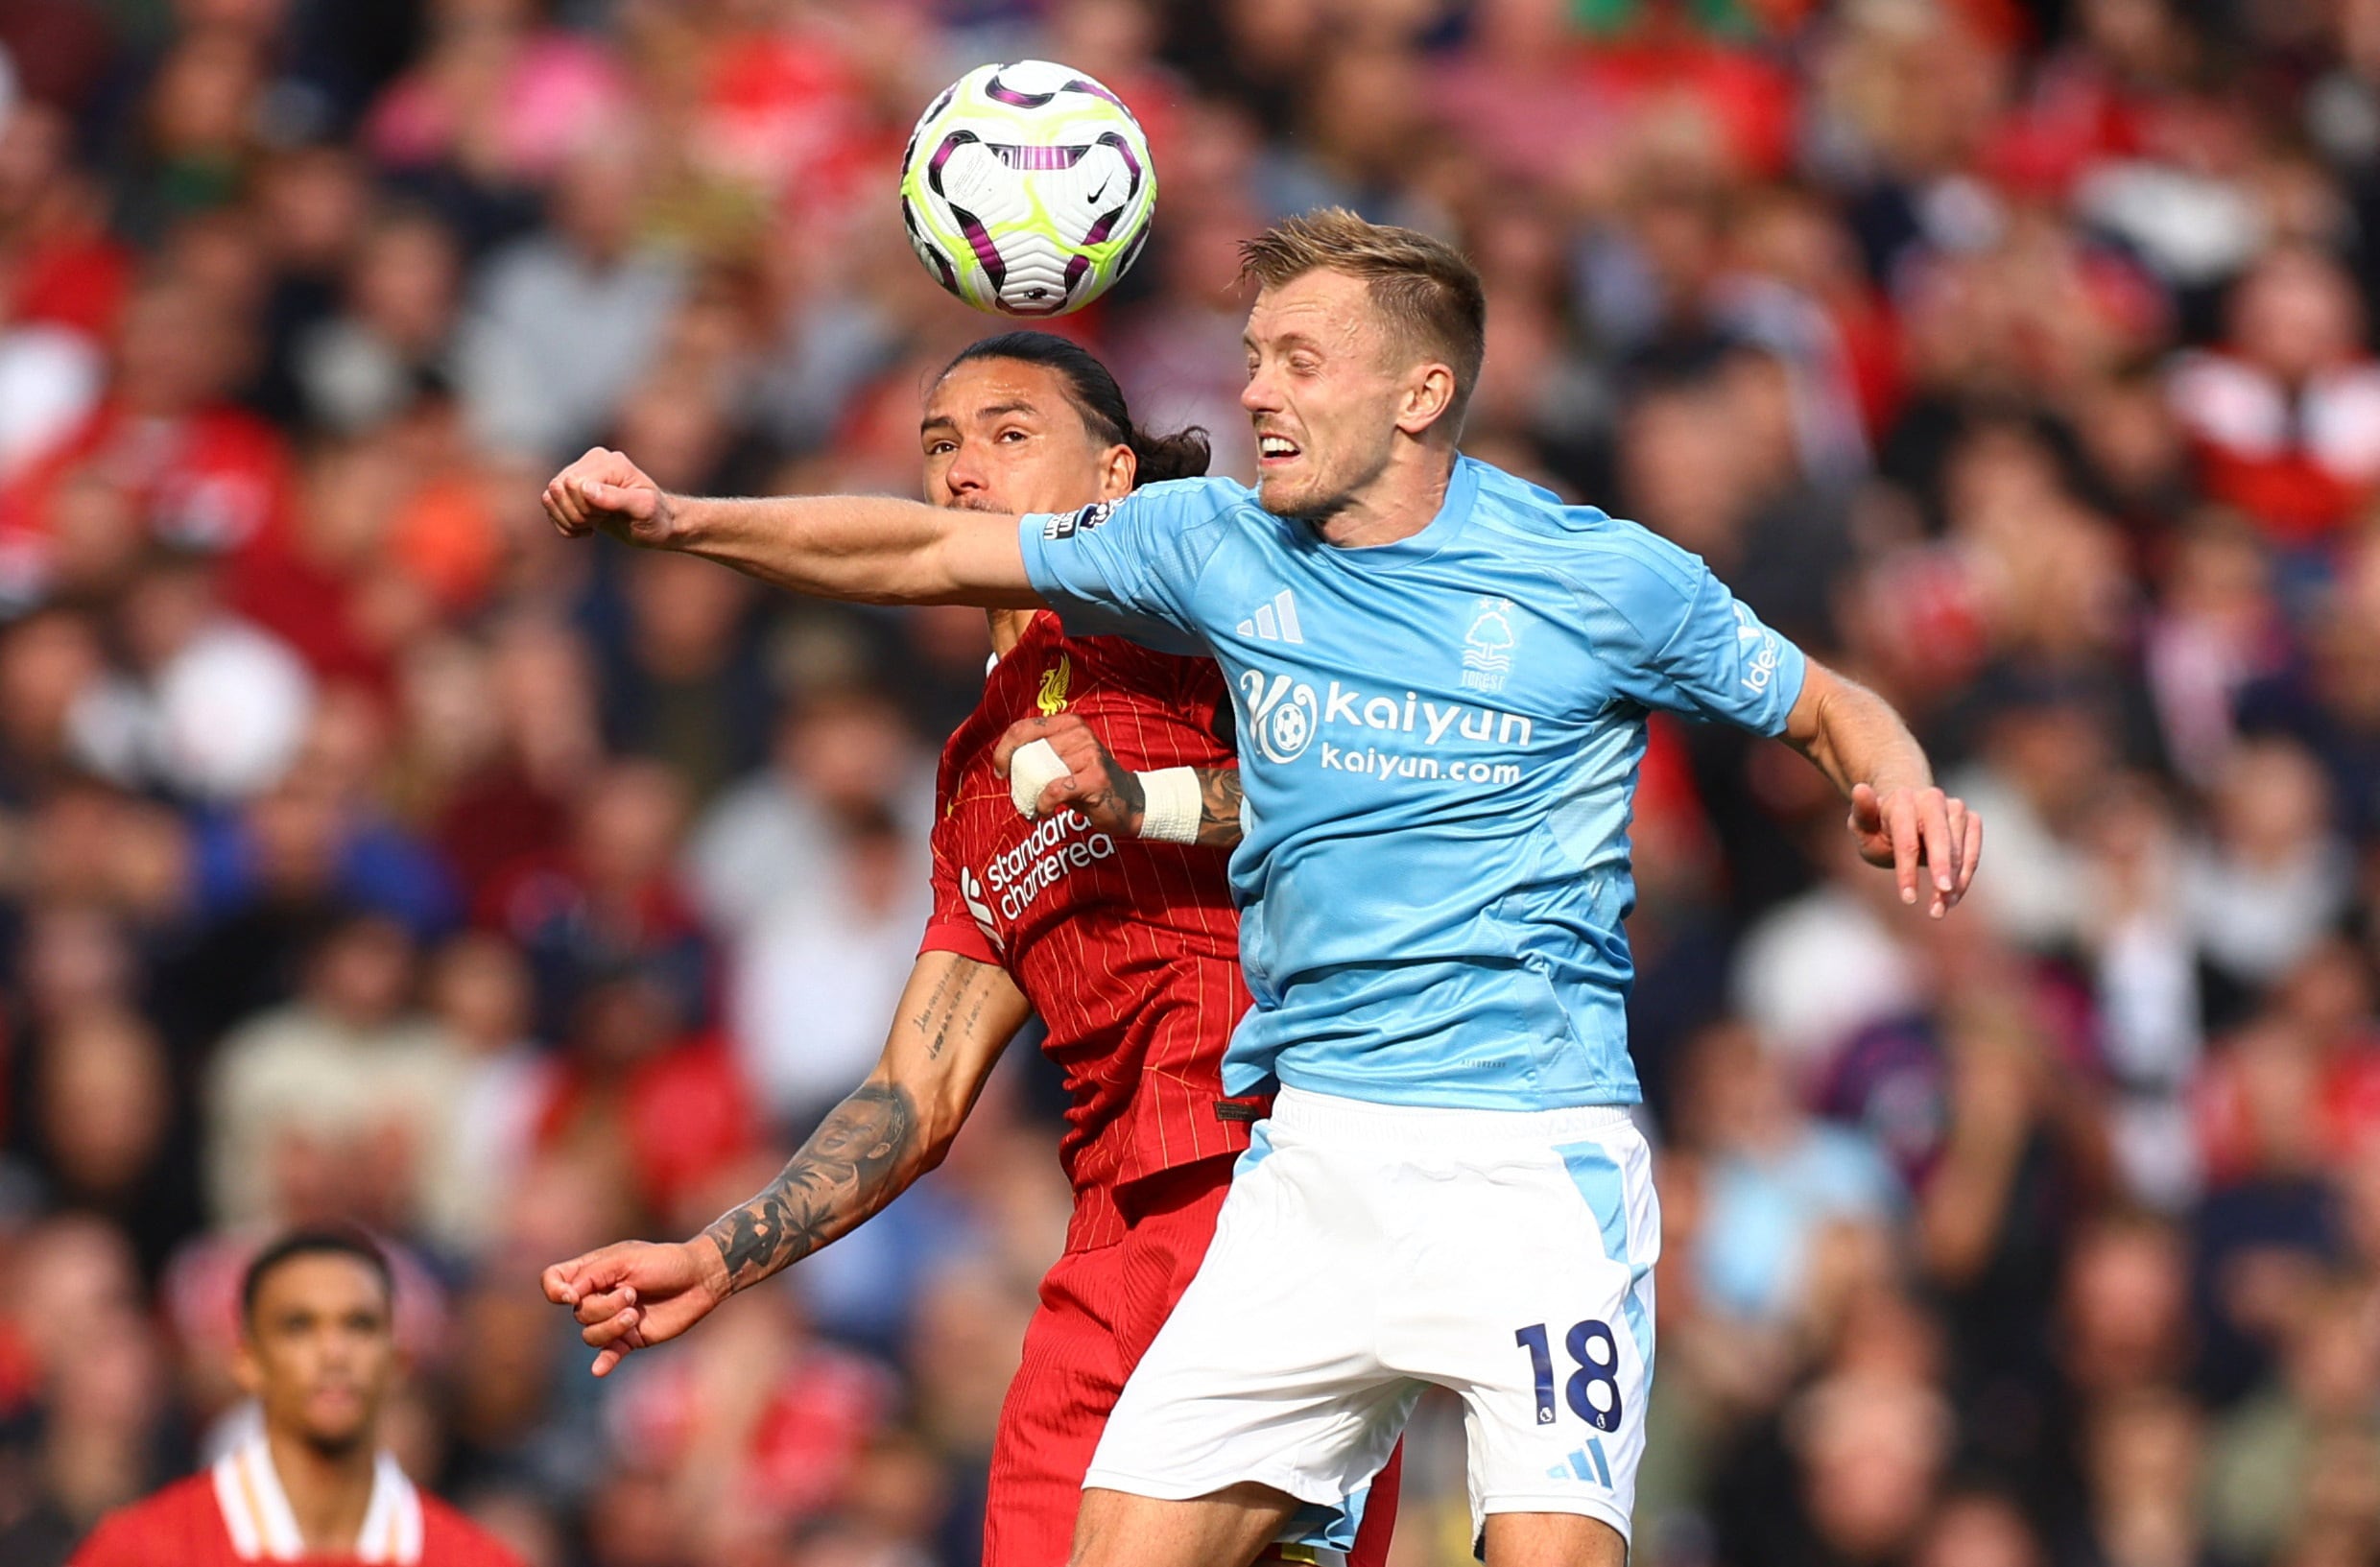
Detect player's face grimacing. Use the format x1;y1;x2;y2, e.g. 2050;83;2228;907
237;1254;398;1455
922;358;1135;517
1241;269;1411;522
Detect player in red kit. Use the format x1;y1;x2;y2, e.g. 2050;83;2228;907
541;333;1398;1566
72;1231;520;1567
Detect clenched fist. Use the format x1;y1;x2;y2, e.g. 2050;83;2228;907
540;1237;731;1377
994;712;1144;835
541;447;677;549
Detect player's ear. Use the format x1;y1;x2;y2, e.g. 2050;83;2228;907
1395;363;1457;439
233;1336;263;1400
1099;442;1135;501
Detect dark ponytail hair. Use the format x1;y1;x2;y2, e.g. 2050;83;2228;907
939;331;1212;486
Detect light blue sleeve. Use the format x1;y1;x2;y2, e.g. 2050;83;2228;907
1015;478;1238;656
1575;534;1808;735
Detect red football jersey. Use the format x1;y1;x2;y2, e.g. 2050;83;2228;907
69;1470;521;1567
921;613;1252;1249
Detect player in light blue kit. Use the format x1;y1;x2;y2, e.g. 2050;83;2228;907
542;209;1981;1567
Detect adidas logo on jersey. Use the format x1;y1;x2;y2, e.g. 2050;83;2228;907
1236;589;1303;644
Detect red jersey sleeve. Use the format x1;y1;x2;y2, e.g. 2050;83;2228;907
918;796;1001;966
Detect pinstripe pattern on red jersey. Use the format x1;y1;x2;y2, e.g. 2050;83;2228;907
920;614;1253;1251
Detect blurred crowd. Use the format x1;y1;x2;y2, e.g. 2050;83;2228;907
1;0;2378;1564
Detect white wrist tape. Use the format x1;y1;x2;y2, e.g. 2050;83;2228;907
1137;767;1202;844
1008;738;1069;819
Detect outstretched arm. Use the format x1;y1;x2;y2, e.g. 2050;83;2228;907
540;949;1032;1374
995;712;1245;848
541;447;1043;608
1782;660;1982;918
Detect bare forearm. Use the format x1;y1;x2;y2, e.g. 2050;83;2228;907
700;953;1028;1294
1787;665;1932;798
700;1080;930;1293
668;493;1042;608
549;451;1034;606
1194;767;1243;847
1779;660;1980;912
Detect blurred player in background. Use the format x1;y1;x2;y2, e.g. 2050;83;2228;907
541;210;1981;1567
542;333;1397;1566
71;1230;519;1567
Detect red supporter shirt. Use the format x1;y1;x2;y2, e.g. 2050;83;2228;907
920;612;1253;1249
607;1337;894;1525
70;1470;519;1567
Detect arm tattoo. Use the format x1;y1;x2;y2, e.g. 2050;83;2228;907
911;959;1006;1060
1195;767;1244;848
1079;748;1142;836
908;960;965;1058
702;1083;917;1292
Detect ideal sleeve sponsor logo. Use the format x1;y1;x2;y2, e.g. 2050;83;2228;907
1732;602;1781;694
1039;499;1117;540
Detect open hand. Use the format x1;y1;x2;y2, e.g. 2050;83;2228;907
1848;782;1982;918
540;447;676;549
540;1238;731;1377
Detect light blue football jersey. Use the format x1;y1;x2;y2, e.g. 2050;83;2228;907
1017;457;1808;1110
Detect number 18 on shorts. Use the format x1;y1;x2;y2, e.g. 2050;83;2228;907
1082;1090;1660;1550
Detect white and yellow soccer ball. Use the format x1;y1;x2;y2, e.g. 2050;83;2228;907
897;59;1155;317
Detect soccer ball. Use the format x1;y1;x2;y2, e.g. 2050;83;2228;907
898;60;1156;318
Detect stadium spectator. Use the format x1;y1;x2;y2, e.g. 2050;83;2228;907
203;911;453;1232
2168;247;2380;548
66;1228;518;1565
455;134;685;463
684;685;935;939
289;204;465;437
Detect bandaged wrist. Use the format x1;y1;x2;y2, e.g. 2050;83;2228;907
1137;767;1202;844
1008;738;1068;819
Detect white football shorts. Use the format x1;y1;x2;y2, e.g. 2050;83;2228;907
1083;1085;1660;1547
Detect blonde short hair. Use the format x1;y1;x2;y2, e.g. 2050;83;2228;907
1238;208;1488;420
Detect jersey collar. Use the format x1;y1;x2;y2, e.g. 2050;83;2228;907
211;1430;424;1562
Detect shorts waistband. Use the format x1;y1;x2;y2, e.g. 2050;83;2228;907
1268;1084;1636;1146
